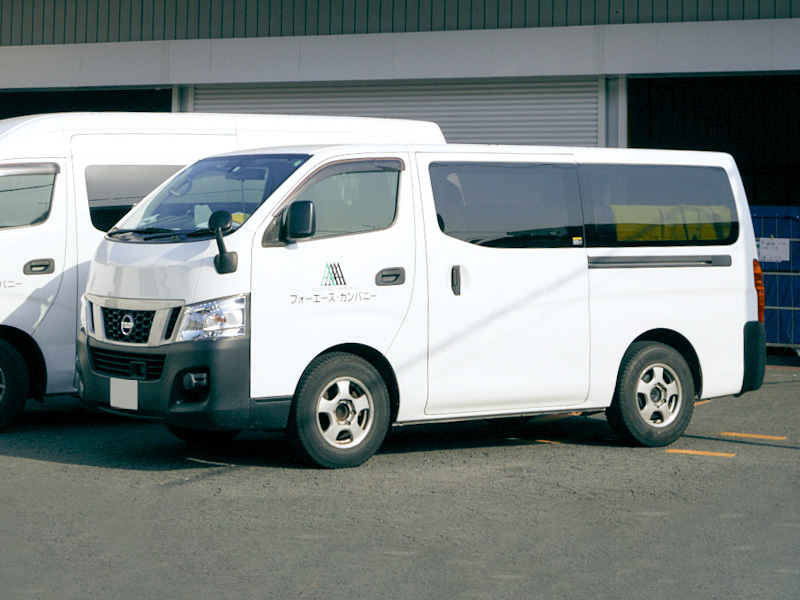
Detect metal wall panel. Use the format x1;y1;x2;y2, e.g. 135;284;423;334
2;0;797;46
192;77;601;146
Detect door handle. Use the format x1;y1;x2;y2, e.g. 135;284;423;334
375;267;405;286
23;259;55;275
451;265;461;296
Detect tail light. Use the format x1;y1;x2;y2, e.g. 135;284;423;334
753;259;765;323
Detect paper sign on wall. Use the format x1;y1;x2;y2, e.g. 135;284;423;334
757;238;790;263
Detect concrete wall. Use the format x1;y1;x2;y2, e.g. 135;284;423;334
1;18;798;90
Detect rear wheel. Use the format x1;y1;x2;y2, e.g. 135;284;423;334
288;352;390;469
0;339;29;431
606;342;694;447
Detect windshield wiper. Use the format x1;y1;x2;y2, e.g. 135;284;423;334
108;226;233;241
140;228;211;240
183;228;215;238
108;227;176;237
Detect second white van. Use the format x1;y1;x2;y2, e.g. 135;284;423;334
77;143;766;468
0;114;445;429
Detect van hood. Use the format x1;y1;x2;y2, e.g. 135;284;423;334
88;238;215;301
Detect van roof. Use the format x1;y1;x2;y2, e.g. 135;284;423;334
211;142;735;168
0;112;445;156
0;111;442;136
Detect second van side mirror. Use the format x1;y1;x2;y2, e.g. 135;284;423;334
209;210;238;274
284;201;316;241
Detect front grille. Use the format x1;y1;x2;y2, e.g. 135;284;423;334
102;308;154;343
164;307;182;341
90;347;165;381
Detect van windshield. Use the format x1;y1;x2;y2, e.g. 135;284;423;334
109;154;309;241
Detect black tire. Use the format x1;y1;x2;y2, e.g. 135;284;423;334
288;352;390;469
0;339;29;431
606;342;695;447
165;423;240;446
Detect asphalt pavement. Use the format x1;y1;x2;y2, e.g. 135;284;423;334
1;357;797;600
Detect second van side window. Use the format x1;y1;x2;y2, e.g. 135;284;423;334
0;164;59;230
578;164;739;247
293;159;403;240
429;162;584;248
85;165;183;232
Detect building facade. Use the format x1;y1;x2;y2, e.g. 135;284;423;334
0;0;798;206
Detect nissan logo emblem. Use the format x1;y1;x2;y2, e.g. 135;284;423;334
120;314;135;337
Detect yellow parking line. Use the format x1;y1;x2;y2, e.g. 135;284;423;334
720;432;788;441
694;400;713;406
665;449;736;457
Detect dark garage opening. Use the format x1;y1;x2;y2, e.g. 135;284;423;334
628;75;800;208
630;75;800;351
0;88;172;121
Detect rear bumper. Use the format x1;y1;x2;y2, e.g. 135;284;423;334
738;321;766;396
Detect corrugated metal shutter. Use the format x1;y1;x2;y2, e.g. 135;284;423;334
192;78;601;146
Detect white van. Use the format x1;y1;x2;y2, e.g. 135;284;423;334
77;143;766;468
0;115;445;429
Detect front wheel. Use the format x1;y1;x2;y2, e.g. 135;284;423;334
606;342;695;447
0;339;29;431
288;352;391;469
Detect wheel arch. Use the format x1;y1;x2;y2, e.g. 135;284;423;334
315;343;400;424
0;325;46;401
629;329;702;398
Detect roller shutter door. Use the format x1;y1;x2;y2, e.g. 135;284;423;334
192;78;601;147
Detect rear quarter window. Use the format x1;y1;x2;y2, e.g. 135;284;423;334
578;164;739;247
85;165;182;232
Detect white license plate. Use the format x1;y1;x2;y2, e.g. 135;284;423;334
110;378;138;410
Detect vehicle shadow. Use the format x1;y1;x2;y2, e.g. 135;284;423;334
381;414;618;456
0;399;618;471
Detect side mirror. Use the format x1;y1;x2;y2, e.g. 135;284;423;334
284;201;316;241
209;210;233;233
209;210;238;274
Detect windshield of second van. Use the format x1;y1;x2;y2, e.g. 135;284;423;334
108;154;309;242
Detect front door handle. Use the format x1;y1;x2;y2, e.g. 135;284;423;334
451;265;461;296
23;258;55;275
375;267;406;286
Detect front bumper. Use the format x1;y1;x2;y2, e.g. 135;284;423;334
77;330;290;431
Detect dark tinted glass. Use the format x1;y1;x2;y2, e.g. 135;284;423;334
429;162;584;248
578;164;739;247
86;164;182;231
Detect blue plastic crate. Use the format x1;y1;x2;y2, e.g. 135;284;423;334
749;206;800;347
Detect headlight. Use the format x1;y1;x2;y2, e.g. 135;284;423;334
175;295;248;342
80;295;93;334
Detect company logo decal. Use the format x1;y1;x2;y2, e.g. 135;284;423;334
321;263;347;286
120;314;135;337
290;262;376;306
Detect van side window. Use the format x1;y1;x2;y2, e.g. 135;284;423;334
0;164;59;231
292;159;403;240
85;165;182;232
429;162;584;248
578;164;739;247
